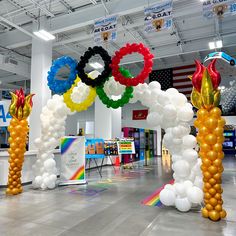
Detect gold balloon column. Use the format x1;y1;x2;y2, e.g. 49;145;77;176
6;89;34;195
191;60;226;221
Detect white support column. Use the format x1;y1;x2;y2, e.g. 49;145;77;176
111;108;122;138
94;97;112;139
29;38;52;150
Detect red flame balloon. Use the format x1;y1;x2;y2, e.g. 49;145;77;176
192;60;205;92
207;59;221;90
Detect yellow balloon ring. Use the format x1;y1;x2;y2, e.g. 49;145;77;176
63;76;96;112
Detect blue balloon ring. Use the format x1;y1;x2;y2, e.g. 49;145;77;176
47;56;77;94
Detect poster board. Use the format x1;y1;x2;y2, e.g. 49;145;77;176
85;138;105;159
118;139;135;155
104;140;119;156
59;136;86;185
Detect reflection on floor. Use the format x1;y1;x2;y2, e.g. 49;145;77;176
0;156;235;236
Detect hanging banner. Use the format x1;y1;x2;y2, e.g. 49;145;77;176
118;139;135;154
202;0;236;18
0;100;12;127
144;1;173;33
60;136;86;185
94;15;118;44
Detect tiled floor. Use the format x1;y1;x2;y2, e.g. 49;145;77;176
0;156;235;236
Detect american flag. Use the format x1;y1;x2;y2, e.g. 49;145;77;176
149;64;195;99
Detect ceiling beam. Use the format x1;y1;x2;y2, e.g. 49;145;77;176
27;0;55;17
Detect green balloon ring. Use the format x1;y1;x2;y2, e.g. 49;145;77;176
96;68;134;109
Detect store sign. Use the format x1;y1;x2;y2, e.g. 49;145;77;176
144;1;173;34
0;100;12;127
94;15;118;44
202;0;236;18
60;136;86;185
118;139;135;154
132;109;148;120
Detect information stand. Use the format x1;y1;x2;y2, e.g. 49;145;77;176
59;136;86;185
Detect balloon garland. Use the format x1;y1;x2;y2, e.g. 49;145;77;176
7;89;34;195
110;43;154;86
47;56;77;94
77;46;111;87
96;67;134;109
191;60;226;221
63;76;96;112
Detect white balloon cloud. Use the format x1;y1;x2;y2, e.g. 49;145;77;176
32;94;71;190
132;81;203;211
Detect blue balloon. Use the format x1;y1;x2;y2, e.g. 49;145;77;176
47;56;78;94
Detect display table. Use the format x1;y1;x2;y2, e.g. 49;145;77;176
0;150;61;187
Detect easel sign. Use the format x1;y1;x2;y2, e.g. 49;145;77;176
117;139;135;155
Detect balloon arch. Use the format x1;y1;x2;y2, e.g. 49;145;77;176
15;43;226;221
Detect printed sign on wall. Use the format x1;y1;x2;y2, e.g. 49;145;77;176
144;1;173;34
94;15;118;44
202;0;236;18
0;100;12;127
60;136;86;185
132;109;148;120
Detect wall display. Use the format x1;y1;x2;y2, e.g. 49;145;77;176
202;0;236;18
117;139;135;155
47;56;78;94
191;60;226;221
0;100;12;127
144;1;173;33
6;89;34;195
77;46;111;87
60;136;86;185
222;126;236;154
86;138;105;158
94;14;118;43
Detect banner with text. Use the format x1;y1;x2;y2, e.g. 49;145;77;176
0;100;11;127
94;15;118;44
144;1;173;34
202;0;236;18
60;136;86;185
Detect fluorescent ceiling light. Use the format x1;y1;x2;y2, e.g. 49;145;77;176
216;40;223;48
208;41;215;50
33;29;55;41
89;62;103;69
90;0;97;4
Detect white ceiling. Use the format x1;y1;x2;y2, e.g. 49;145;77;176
0;0;235;90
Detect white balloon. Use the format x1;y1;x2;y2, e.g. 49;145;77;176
166;88;179;96
187;186;203;204
172;154;182;162
146;112;162;126
182;149;198;163
178;106;194;122
183;180;193;192
160;189;176;206
174;183;186;197
44;159;56;171
149;81;161;90
163;104;177;120
194;176;203;189
170;93;187;107
182;135;197;149
175;197;191;212
34;176;43;187
173;160;190;178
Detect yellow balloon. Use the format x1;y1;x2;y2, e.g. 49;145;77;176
218;117;226;127
206;150;218;161
63;76;96;112
210;107;221;118
213;143;222;152
202;208;209;218
220;210;227;218
205;134;217;145
209;210;220;221
205;117;218;131
201;143;211;152
197;109;209;120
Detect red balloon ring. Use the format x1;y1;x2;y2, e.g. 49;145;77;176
110;43;154;86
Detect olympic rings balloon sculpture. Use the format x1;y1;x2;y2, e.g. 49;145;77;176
47;43;154;109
